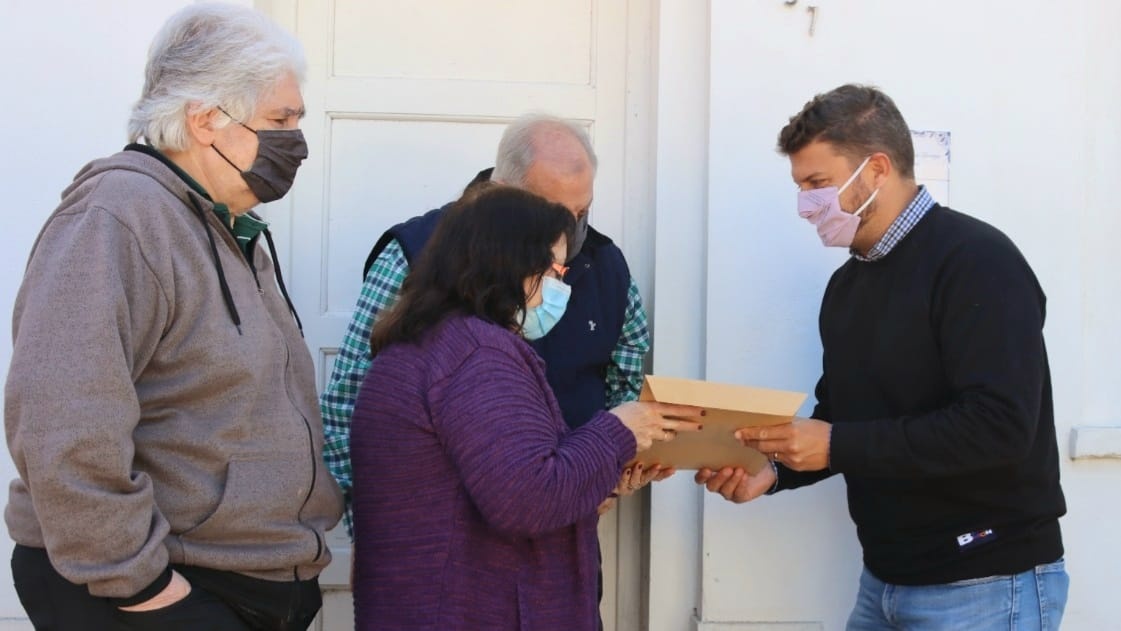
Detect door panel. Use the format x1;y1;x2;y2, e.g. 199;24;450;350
332;1;594;84
323;117;507;313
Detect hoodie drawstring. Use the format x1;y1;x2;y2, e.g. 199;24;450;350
188;196;304;336
188;197;243;335
263;228;304;336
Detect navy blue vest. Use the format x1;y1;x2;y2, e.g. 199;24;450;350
364;203;631;430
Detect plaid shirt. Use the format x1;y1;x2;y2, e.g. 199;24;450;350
855;186;935;262
320;238;650;536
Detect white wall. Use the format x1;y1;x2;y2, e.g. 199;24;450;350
0;0;251;622
652;0;1121;629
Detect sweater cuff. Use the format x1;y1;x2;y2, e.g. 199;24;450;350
591;410;637;466
765;459;781;495
827;421;865;475
110;566;173;607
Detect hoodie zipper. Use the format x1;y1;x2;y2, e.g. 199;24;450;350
254;244;326;569
278;329;327;564
137;149;321;564
207;212;325;568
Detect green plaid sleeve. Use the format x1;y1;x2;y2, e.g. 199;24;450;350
320;239;408;537
605;277;650;407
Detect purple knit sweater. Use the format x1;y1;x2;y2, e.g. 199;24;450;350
351;314;636;630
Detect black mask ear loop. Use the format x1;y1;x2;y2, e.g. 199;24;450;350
216;106;257;133
211;107;256;172
211;144;243;173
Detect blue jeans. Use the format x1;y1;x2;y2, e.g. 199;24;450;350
846;560;1069;631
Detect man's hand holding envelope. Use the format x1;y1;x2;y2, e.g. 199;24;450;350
628;375;807;474
738;417;831;472
693;416;832;504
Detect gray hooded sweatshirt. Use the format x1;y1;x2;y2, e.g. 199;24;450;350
4;148;343;599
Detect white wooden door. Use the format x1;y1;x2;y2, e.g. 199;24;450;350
262;2;653;629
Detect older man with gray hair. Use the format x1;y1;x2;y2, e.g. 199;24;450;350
5;4;342;629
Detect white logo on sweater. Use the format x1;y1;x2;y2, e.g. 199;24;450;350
956;528;995;548
588;320;597;332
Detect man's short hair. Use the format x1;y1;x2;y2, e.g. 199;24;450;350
777;84;915;179
492;114;598;187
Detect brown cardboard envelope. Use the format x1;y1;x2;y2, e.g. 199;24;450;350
630;375;807;473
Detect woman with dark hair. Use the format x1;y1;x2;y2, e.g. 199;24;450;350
350;185;701;630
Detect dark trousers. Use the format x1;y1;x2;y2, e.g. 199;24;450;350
12;545;322;631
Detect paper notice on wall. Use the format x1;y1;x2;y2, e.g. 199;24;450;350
911;130;950;205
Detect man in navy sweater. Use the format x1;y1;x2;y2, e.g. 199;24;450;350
696;84;1068;630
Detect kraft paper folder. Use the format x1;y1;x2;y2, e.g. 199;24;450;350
630;375;807;473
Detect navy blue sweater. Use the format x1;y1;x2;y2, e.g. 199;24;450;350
778;204;1066;585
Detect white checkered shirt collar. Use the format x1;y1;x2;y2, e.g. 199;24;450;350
855;185;936;262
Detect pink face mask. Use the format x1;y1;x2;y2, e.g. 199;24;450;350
797;155;879;248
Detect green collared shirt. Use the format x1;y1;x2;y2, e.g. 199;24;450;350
153;148;267;257
210;205;269;257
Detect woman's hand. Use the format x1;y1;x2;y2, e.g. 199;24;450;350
609;401;704;452
596;464;677;515
616;463;675;496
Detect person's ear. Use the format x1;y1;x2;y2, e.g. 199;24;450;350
184;105;222;147
868;152;893;188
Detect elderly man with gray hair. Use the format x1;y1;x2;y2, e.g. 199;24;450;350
5;4;342;629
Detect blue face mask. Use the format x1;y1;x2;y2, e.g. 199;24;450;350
519;276;571;340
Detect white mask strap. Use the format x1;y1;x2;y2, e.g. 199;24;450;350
838;155;873;195
853;188;879;217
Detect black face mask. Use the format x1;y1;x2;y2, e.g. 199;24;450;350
567;212;589;263
212;110;308;203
